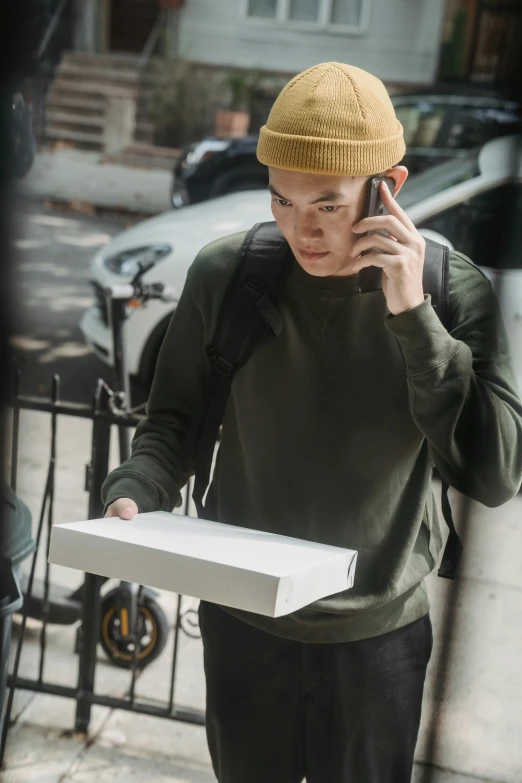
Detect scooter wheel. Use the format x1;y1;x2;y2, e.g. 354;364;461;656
99;589;169;669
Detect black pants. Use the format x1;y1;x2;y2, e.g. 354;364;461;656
199;602;433;783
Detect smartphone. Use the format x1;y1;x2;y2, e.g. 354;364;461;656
357;175;395;294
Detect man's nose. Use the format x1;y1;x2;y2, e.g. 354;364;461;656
294;214;322;243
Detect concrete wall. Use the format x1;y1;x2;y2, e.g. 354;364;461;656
177;0;447;85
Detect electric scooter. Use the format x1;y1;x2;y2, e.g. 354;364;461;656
20;261;177;669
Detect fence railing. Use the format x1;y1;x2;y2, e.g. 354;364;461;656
1;372;204;766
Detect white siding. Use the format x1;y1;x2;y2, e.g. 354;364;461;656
177;0;446;85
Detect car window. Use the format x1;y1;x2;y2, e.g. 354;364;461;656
445;105;522;150
398;153;480;209
417;181;522;270
394;101;446;148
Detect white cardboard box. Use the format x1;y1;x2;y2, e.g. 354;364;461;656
48;512;358;618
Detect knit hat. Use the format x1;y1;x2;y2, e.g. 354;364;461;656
257;62;405;177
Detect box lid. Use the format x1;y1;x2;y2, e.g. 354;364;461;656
55;512;357;578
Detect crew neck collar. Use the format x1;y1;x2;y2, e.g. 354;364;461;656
288;256;361;295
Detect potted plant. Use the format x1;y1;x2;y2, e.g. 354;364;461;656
215;70;258;139
149;58;218;147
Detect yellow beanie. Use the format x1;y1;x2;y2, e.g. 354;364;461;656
257;62;405;177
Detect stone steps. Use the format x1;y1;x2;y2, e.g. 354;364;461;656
57;61;141;86
44;51;155;150
46;94;104;112
46;110;104;128
45;126;102;146
61;50;143;70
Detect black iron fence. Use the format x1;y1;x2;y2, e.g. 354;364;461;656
1;371;204;766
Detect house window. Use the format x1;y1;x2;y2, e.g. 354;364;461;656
245;0;370;31
331;0;363;26
247;0;277;18
289;0;320;22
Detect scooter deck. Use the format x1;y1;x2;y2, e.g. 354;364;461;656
20;575;82;625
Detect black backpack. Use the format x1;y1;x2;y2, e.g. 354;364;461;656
186;221;461;579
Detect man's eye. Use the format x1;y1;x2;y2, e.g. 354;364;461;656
322;205;339;212
275;199;291;207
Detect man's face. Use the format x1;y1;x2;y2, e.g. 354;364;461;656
268;166;407;277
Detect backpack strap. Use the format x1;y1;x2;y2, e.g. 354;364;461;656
422;240;462;579
437;479;463;579
186;222;292;518
423;237;451;330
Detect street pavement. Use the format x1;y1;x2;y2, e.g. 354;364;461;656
9;200;147;409
10;201;131;404
2;152;522;782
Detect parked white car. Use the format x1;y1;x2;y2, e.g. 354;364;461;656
80;135;522;391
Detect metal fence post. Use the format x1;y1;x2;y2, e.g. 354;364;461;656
107;295;131;463
74;380;111;734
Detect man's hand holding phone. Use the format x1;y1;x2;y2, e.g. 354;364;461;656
351;180;426;316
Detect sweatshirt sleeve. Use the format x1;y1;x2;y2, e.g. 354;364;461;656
101;266;206;513
384;251;522;507
101;232;245;514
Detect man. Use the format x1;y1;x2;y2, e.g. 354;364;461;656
102;63;522;782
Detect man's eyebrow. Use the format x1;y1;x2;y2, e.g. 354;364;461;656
268;184;343;204
309;190;343;204
268;184;284;198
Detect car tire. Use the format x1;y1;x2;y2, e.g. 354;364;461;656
208;165;268;198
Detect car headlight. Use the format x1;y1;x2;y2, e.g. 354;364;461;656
104;244;172;275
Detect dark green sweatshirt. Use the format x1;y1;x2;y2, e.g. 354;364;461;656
102;231;522;642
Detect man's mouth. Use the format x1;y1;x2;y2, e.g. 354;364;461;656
298;248;330;262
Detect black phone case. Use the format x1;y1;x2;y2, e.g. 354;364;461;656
357;176;395;294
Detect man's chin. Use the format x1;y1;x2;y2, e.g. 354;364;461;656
296;258;355;278
302;265;334;278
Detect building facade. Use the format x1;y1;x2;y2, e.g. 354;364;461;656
71;0;446;87
177;0;446;86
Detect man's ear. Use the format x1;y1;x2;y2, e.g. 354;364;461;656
384;165;408;196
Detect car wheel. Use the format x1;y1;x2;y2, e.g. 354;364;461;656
208;165;268;198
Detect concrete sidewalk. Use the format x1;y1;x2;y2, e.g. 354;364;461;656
17;147;173;215
3;407;521;782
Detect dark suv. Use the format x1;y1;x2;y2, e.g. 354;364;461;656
171;91;521;208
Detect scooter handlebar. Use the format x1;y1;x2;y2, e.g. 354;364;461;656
159;285;177;303
105;283;135;300
104;282;177;304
